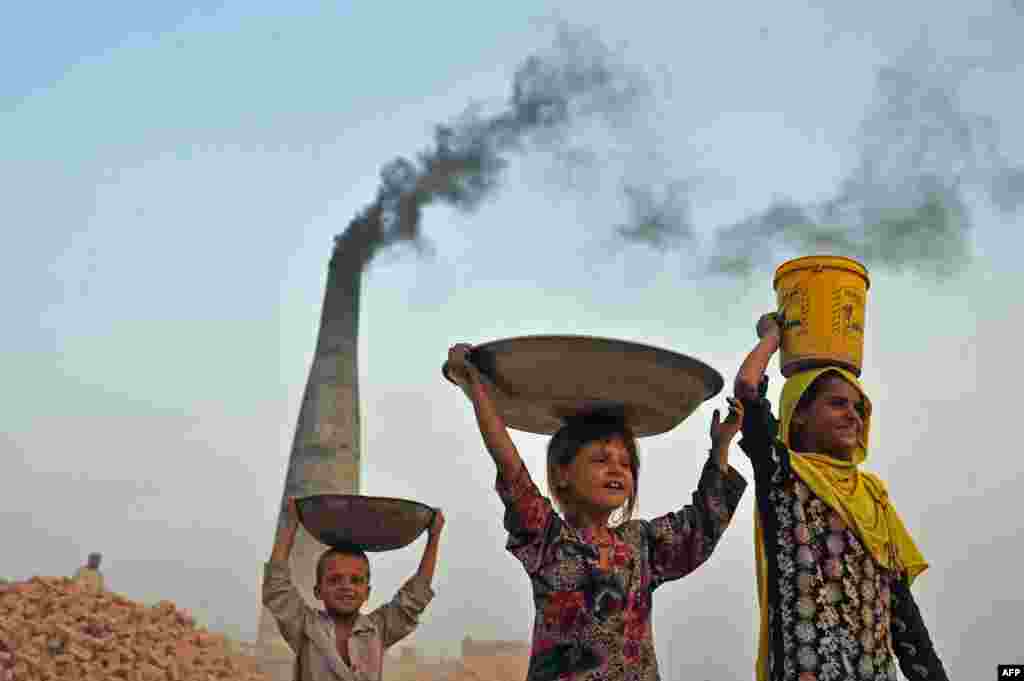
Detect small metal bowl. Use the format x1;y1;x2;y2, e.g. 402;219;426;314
295;495;435;552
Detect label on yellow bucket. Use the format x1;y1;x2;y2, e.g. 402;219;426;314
832;286;865;339
773;256;869;377
779;286;809;337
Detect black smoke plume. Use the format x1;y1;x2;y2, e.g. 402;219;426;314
704;44;1019;278
332;23;649;269
616;33;1023;278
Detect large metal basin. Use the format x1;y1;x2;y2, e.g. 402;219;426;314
443;335;723;437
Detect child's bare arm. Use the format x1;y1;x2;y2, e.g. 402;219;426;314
735;313;782;401
446;343;523;480
270;497;300;563
415;509;444;585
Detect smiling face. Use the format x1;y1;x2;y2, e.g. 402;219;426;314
315;551;371;617
792;375;866;460
547;413;640;526
557;434;636;520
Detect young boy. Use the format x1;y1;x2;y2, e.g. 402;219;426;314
735;314;948;681
263;498;443;681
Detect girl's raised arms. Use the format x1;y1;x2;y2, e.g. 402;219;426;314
734;313;782;401
446;343;523;480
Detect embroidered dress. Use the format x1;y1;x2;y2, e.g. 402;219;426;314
741;390;948;681
496;458;746;681
766;465;899;681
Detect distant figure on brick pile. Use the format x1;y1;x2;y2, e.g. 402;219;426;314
263;497;443;681
73;552;105;594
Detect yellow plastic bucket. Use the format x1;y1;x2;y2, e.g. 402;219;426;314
773;255;870;377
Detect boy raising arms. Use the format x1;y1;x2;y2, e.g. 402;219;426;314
263;498;443;681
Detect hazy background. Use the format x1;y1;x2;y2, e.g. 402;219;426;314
3;1;1022;679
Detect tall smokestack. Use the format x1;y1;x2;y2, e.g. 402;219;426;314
255;24;649;678
255;244;365;679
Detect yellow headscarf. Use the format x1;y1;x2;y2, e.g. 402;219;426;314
754;366;928;681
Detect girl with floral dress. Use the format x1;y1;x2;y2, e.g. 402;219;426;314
734;315;949;681
445;343;747;681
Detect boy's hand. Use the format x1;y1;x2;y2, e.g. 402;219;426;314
428;509;445;538
271;497;301;562
416;509;445;584
282;496;300;533
710;397;744;449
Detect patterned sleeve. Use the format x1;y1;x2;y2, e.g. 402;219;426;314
495;462;562;576
738;376;781;480
642;457;747;590
890;576;950;681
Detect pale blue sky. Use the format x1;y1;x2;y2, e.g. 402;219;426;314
3;2;1022;677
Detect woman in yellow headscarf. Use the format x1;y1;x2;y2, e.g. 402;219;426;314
733;314;948;681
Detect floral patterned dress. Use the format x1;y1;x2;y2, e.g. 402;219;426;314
741;395;949;681
496;457;746;681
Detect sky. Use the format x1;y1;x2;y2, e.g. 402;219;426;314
3;1;1023;679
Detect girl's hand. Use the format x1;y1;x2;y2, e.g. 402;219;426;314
710;397;744;449
446;343;480;389
756;313;782;351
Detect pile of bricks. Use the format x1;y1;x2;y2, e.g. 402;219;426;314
0;577;269;681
